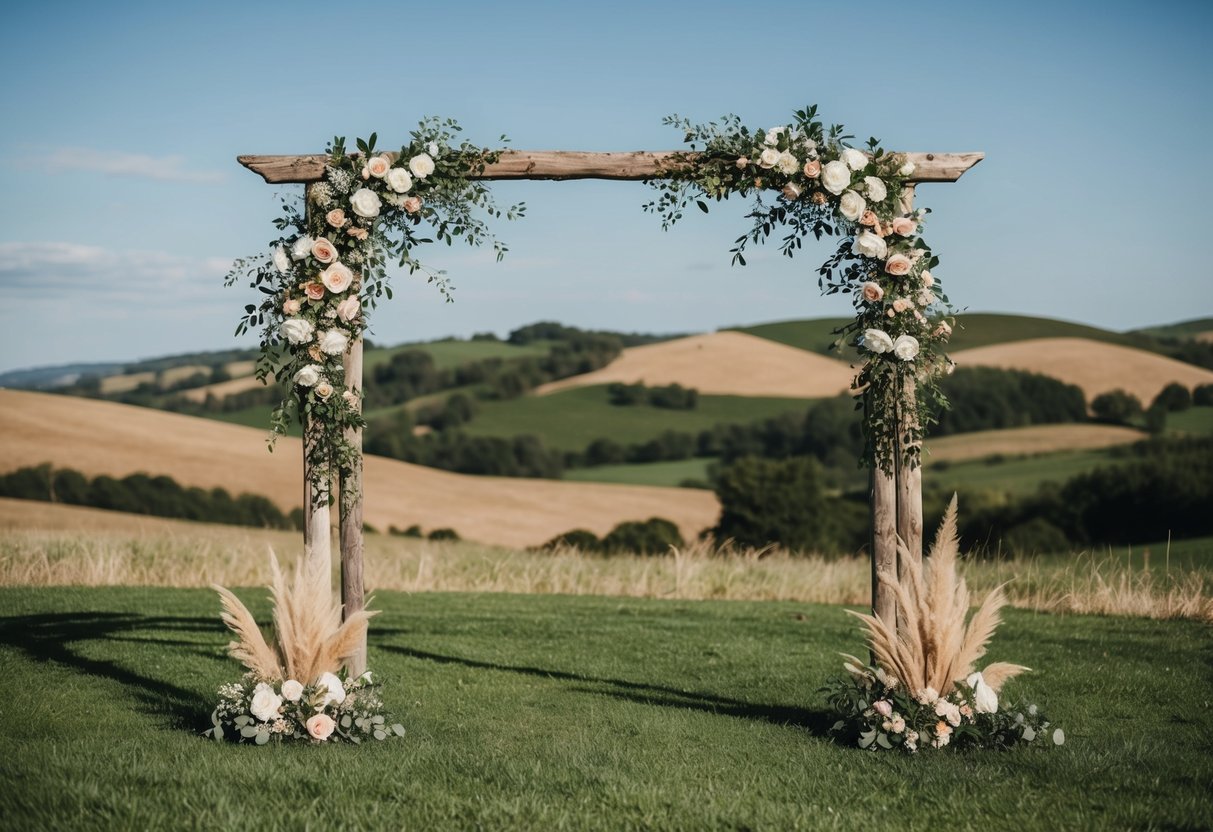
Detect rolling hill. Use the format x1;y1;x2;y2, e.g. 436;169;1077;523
534;331;856;398
0;390;718;548
948;337;1213;403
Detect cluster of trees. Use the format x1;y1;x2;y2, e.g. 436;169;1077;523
0;464;300;530
366;413;564;478
1092;382;1209;432
930;368;1087;436
541;517;685;555
607;382;699;410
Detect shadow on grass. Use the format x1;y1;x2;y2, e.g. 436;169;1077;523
381;644;834;736
0;612;219;730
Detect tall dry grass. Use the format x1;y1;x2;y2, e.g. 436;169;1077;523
2;525;1210;622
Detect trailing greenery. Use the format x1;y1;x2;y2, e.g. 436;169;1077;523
3;588;1209;830
0;464;299;530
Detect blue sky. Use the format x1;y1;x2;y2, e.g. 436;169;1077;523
1;0;1210;373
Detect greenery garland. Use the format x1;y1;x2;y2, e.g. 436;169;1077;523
226;118;523;506
644;106;956;473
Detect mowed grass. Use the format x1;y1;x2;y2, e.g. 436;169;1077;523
737;313;1157;358
462;385;815;451
1;587;1210;831
563;457;713;487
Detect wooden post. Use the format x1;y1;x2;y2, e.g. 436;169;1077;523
895;184;924;576
302;184;332;585
339;336;367;677
871;464;899;627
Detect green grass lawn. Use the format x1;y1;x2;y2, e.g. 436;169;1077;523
1;588;1209;830
737;313;1158;358
563;457;713;487
924;447;1124;497
463;386;816;451
1166;405;1213;436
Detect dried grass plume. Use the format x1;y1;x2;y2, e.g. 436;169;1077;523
213;549;376;683
845;495;1028;695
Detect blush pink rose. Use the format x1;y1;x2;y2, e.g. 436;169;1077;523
735;156;750;169
306;713;336;741
934;320;953;339
336;295;361;323
325;209;347;229
304;282;326;301
366;154;392;178
320;263;354;294
282;298;301;315
861;281;884;303
874;700;893;718
346;226;369;240
315;381;335;400
403;196;423;215
310;238;338;264
859;210;878;227
892;217;917;236
893;298;913;313
921;270;934;287
802;159;821;178
885;254;913;276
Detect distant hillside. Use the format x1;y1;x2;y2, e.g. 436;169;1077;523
1131;317;1213;340
0;389;717;548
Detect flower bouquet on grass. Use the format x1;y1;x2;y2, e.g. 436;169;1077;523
824;497;1063;753
206;552;403;744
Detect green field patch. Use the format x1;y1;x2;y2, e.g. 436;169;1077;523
924;447;1126;497
0;587;1209;830
462;385;816;451
563;458;714;488
365;338;551;372
1165;406;1213;436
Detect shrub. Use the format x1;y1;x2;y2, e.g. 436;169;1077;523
427;528;460;541
1194;383;1213;407
1000;517;1071;557
601;517;684;555
1151;382;1192;413
541;528;602;552
1091;389;1143;425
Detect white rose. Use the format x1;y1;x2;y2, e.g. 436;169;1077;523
863;329;894;354
408;153;436;179
349;188;382;219
281;679;304;702
386;167;413;194
250;682;283;722
841;147;868;171
319;329;350;356
899;161;916;176
892;334;920;361
851;231;888;260
293;364;322;387
316;671;346;707
821;160;851;195
272;245;291;274
838;191;866;222
757;148;781;169
764;126;785;146
967;672;999;714
427;141;439;156
864;176;888;203
280;318;315;345
776;151;799;175
290;235;314;261
320;262;354;294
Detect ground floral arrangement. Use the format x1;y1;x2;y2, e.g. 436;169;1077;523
208;552;404;745
226;118;522;505
644;106;955;472
822;498;1064;753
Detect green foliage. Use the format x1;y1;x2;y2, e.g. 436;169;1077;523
1193;384;1213;407
608;382;699;410
601;518;685;556
1152;382;1193;412
1091;389;1143;425
427;528;460;541
0;464;298;530
539;528;602;551
932;367;1087;436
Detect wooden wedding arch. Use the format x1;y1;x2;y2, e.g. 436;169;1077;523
239;148;984;673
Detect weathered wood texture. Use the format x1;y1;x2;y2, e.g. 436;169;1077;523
238;150;983;184
871;466;899;628
895;184;924;577
339;337;367;677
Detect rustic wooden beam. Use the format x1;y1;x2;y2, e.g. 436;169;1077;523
871;464;899;629
238;150;983;185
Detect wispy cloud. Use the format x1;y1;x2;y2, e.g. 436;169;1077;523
22;148;225;183
0;241;233;301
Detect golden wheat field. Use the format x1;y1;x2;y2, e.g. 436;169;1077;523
0;390;718;548
949;337;1213;403
924;423;1146;463
534;331;856;397
2;500;1208;622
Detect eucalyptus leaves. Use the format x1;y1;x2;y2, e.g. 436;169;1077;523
226;118;523;505
645;106;955;473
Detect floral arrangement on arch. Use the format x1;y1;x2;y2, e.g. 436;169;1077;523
226;118;523;503
822;497;1064;753
645;106;955;472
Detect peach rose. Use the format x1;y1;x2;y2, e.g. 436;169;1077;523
886;308;896;318
921;270;934;287
306;713;336;741
403;196;422;215
873;700;893;718
320;263;354;294
892;298;914;313
308;345;324;362
325;209;347;229
342;390;359;407
315;381;334;400
859;210;878;227
885;254;913;276
310;237;338;264
366;154;392;178
735;156;750;169
861;282;884;303
802;159;821;178
892;216;917;236
282;298;301;315
934;320;953;339
304;282;326;301
346;226;369;241
360;166;371;180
